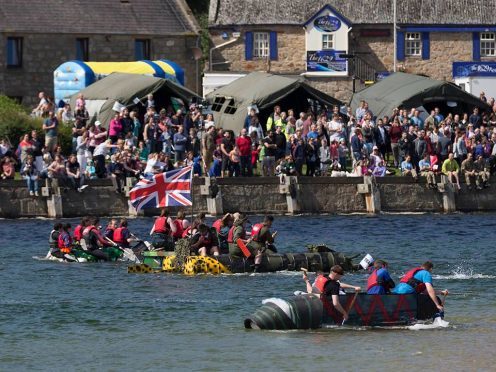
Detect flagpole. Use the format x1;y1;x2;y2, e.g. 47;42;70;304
190;165;194;222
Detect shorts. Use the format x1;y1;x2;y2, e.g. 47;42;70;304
45;136;57;150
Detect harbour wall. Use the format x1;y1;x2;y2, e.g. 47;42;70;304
0;176;495;218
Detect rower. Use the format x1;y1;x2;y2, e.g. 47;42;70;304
366;260;395;294
171;210;188;242
392;261;448;312
247;215;277;272
189;224;220;257
228;214;249;257
104;219;118;240
48;222;62;256
83;217;113;261
73;217;88;246
304;265;361;322
150;209;175;251
57;223;73;257
213;213;233;254
113;218;134;248
182;212;205;239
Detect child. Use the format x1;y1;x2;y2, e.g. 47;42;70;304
338;139;349;171
146;94;155;108
85;159;97;179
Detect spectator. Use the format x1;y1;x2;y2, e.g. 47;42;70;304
305;137;319;177
173;125;188;163
262;131;277;177
121;108;134;136
236;128;252;176
1;156;15;179
419;153;437;189
32;92;48;117
319;138;331;175
108;112;123;143
202;123;217;175
401;155;417;180
248;116;263;140
66;154;86;192
47;154;67;181
85;159;97;180
61;104;75;123
88;122;107;154
229;145;241;177
474;155;490;188
42;111;58;154
442;153;461;190
93;139;119;178
21;155;40;196
274;125;287;161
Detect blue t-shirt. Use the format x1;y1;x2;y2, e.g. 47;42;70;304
367;268;394;294
393;269;432;294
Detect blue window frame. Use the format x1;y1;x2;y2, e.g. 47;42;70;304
7;37;23;67
135;39;151;60
76;38;89;61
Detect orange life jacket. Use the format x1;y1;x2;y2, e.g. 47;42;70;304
314;274;330;294
400;267;426;293
212;219;222;233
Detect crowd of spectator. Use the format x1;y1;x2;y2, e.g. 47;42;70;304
1;90;496;196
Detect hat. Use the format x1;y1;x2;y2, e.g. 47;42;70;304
221;213;233;224
95;121;102;126
373;145;379;150
205;122;214;130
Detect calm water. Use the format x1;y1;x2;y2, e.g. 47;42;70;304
0;214;495;371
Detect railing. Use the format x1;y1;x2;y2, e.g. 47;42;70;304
350;56;377;82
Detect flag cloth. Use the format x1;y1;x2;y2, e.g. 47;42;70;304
129;166;192;211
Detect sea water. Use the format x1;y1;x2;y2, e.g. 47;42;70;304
0;214;495;371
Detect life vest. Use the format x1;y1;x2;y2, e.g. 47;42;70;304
73;225;83;242
181;226;192;238
367;269;386;291
49;229;59;249
199;232;213;247
212;219;222;233
227;226;245;243
314;274;330;294
251;223;264;242
400;267;426;293
57;231;72;253
153;217;169;234
113;227;126;244
82;225;97;237
172;219;184;238
104;226;115;239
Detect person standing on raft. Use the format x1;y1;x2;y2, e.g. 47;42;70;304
392;261;448;312
366;260;395;294
303;265;361;322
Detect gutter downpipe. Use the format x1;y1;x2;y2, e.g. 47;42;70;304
393;0;397;72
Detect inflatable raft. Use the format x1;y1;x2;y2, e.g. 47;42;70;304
244;293;441;329
128;249;360;275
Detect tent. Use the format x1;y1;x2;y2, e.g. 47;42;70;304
205;72;343;132
69;73;200;127
350;72;489;120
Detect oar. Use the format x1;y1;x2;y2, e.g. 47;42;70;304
236;238;252;258
105;237;140;263
342;292;359;326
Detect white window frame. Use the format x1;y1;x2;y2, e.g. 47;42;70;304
405;32;422;57
322;34;334;50
481;32;496;57
253;32;269;58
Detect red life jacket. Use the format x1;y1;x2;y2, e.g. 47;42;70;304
58;231;72;253
212;219;222;233
400;267;426;293
153;217;169;234
181;226;191;238
227;226;245;243
172;219;184;238
73;225;83;242
113;227;126;244
367;269;386;291
82;225;97;237
251;223;264;242
199;232;212;247
314;274;330;294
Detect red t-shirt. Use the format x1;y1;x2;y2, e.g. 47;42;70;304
236;136;252;156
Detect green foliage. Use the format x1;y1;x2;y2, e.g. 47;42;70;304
0;95;72;154
186;0;211;62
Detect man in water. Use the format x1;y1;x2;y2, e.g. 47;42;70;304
393;261;448;312
304;265;361;322
366;260;395;294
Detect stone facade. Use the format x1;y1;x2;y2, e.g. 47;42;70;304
0;33;199;106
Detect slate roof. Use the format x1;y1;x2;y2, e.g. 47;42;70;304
0;0;200;35
209;0;496;27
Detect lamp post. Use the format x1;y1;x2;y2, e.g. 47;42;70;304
393;0;397;72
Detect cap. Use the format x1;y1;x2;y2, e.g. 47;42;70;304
95;121;102;126
373;145;379;150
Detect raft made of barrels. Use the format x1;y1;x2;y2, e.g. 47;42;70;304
244;293;441;329
128;250;359;275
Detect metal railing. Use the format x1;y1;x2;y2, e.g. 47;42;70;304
350;56;377;82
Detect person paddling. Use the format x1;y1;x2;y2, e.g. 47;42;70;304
304;265;361;322
57;223;73;256
113;218;136;248
150;209;176;251
366;260;395;294
73;217;88;247
213;213;233;254
171;210;189;242
82;217;114;261
189;223;220;257
47;222;62;257
392;261;448;312
228;214;250;257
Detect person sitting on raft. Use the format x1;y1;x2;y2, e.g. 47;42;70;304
189;223;220;257
366;259;395;294
104;219;118;240
182;212;205;239
113;218;136;248
47;222;62;257
227;214;250;256
392;261;448;312
304;265;361;322
73;217;88;248
249;215;277;252
171;210;189;242
57;223;73;256
213;213;233;254
150;209;176;250
83;217;114;261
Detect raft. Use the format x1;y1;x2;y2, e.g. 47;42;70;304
244;293;441;329
128;249;359;275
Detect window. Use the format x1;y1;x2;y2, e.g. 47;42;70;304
211;97;226;112
405;32;421;57
224;99;237;115
322;34;334;50
76;38;89;61
253;32;269;58
481;33;496;57
135;39;151;60
6;37;23;67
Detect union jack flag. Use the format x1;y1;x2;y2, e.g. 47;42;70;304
129;166;192;211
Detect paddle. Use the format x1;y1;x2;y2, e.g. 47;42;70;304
236;238;252;258
342;292;359;326
105;237;140;263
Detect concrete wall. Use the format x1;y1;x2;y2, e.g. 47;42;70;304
0;33;199;105
1;176;496;218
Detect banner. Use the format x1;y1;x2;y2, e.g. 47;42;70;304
306;50;347;73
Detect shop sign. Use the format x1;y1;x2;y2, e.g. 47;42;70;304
314;15;341;32
307;50;347;73
453;62;496;78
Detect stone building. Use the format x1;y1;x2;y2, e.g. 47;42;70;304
206;0;496;101
0;0;201;105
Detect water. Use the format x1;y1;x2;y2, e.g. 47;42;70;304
1;214;495;371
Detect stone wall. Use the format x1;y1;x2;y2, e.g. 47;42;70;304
0;180;48;218
0;33;199;105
